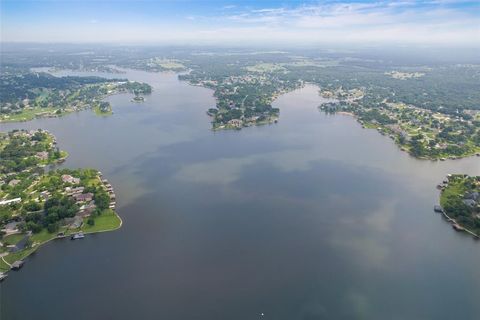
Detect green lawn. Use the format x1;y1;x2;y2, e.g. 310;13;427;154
3;233;25;246
30;229;58;244
81;210;121;233
0;258;10;272
246;63;286;73
0;107;59;122
440;179;466;208
93;105;113;116
4;247;37;265
0;210;121;269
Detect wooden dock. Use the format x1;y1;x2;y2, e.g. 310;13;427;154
435;206;480;239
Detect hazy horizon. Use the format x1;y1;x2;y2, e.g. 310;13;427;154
1;0;479;47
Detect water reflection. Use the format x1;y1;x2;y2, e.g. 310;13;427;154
1;70;479;320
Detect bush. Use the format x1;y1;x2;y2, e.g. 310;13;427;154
47;223;59;233
26;221;42;233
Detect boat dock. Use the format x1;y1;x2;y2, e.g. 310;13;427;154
11;260;24;270
434;205;479;239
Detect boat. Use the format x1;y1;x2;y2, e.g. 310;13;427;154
71;232;85;240
56;232;66;239
131;95;145;102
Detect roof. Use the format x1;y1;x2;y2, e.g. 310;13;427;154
11;260;24;268
463;199;477;207
0;198;22;206
73;193;94;201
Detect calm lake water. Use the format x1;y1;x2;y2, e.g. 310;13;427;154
1;70;479;320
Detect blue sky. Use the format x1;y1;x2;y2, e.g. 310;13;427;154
1;1;479;45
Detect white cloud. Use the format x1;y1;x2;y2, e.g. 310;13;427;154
213;1;480;45
2;1;479;45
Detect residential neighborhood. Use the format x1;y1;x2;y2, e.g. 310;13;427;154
319;90;480;160
438;174;480;237
0;130;121;274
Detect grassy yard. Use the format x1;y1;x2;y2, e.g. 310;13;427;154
3;233;25;246
246;63;286;73
440;179;466;208
93;105;113;116
4;247;37;265
0;258;10;272
152;58;186;70
81;209;121;233
0;107;59;122
0;209;121;271
30;229;59;244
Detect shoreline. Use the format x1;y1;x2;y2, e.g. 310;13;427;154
323;109;480;162
437;175;480;240
0;209;123;274
437;206;479;239
0;130;124;277
0;77;151;124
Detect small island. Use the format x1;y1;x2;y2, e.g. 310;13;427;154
0;129;121;276
436;174;480;238
129;82;152;103
94;101;113;115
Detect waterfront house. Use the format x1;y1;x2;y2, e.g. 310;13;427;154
73;192;94;202
228;119;243;128
66;186;85;195
36;151;49;160
62;175;81;184
78;202;97;217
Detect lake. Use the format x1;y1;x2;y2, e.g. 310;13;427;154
1;69;479;320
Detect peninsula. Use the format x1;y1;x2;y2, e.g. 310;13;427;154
0;70;152;122
319;90;480;160
0;129;121;274
436;174;480;238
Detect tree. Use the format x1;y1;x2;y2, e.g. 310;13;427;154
94;191;110;210
47;223;59;233
26;221;42;233
24;201;42;212
24;237;33;248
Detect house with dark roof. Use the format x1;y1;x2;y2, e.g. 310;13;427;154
73;192;94;202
